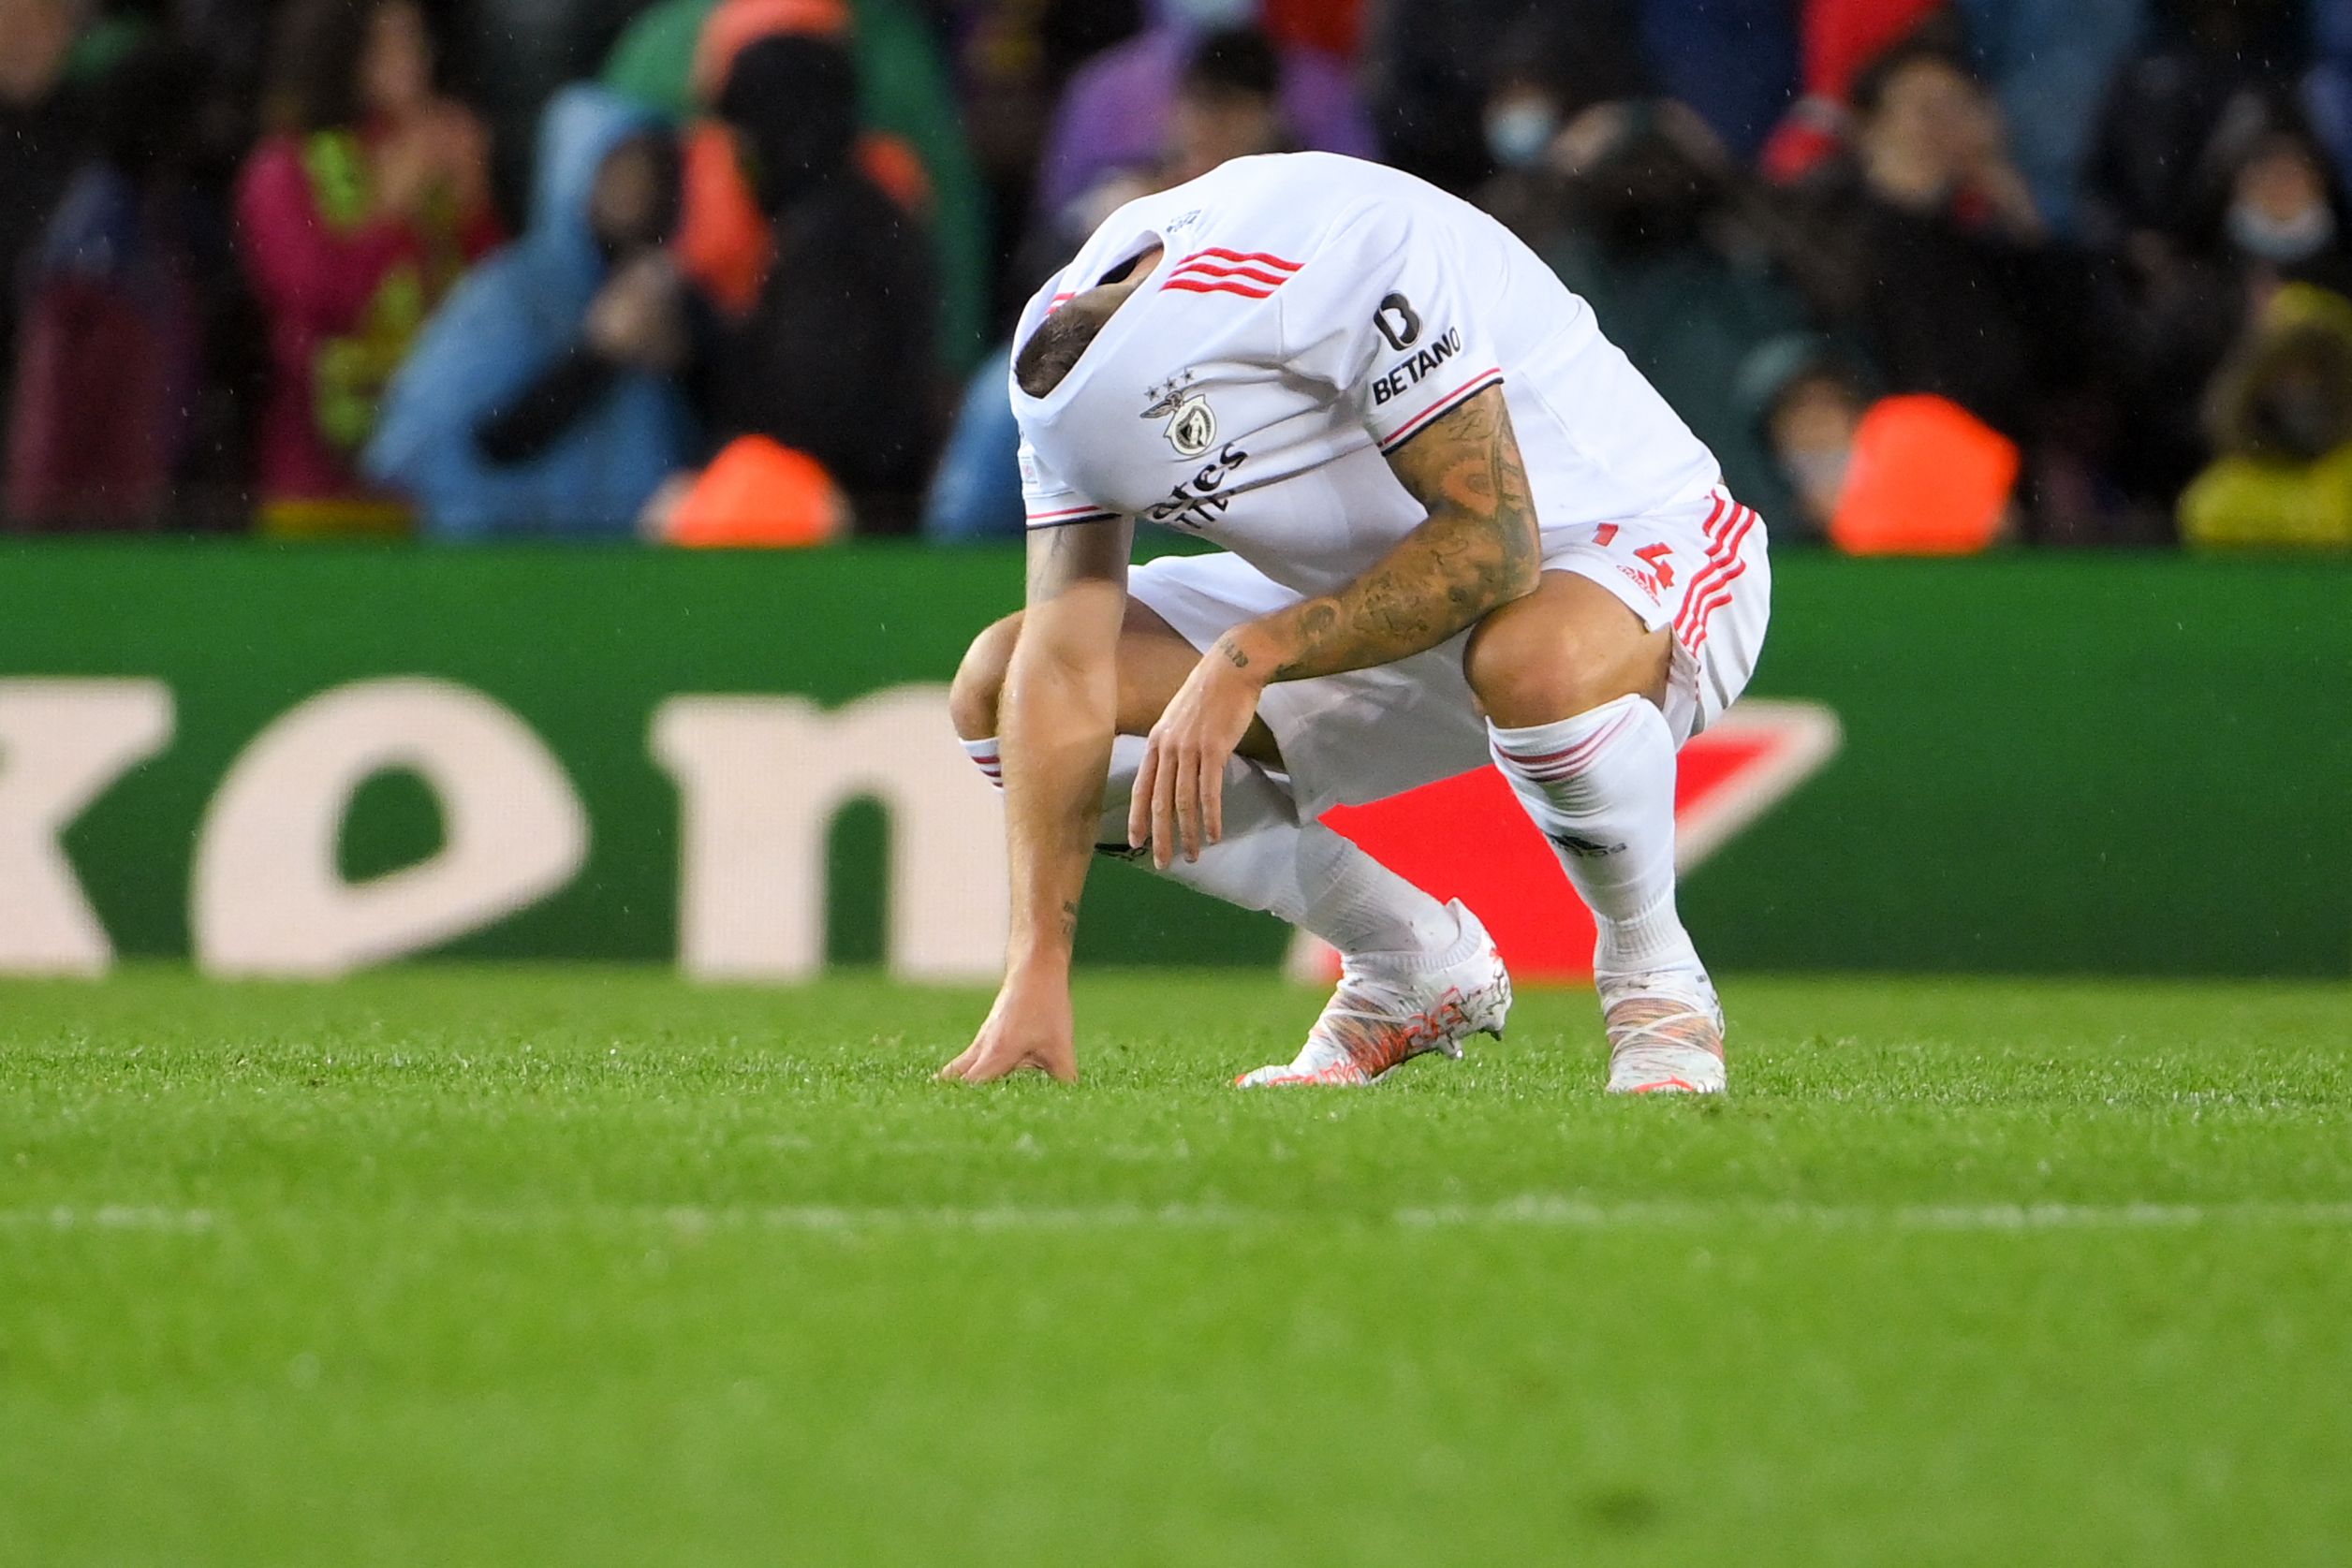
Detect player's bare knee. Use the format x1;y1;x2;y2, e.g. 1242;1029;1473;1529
951;613;1023;740
1467;653;1612;728
1464;604;1660;729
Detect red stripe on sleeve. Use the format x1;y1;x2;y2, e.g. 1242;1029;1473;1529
1161;277;1277;299
1183;247;1301;272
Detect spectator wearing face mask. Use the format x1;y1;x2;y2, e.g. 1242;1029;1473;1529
1475;73;1570;243
2215;123;2352;297
1470;14;1651;245
1481;81;1563;190
2109;110;2352;522
1739;333;2020;552
2082;0;2308;249
1740;337;1873;541
364;87;696;538
1036;0;1374;231
1369;1;1643;198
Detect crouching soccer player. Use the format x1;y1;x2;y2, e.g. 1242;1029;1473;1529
941;152;1771;1092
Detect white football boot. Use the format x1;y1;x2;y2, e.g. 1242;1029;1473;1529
1600;971;1728;1094
1236;901;1512;1087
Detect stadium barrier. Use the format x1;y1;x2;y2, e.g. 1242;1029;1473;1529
1;544;2343;979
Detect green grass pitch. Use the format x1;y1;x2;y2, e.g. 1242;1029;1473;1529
3;968;2348;1565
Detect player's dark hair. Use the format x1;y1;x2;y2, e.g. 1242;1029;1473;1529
1014;307;1106;398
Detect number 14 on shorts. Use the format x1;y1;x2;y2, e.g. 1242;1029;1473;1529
1594;522;1678;595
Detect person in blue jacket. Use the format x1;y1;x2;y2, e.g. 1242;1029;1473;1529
367;85;694;538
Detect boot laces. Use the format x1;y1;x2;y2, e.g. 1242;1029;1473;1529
1602;982;1723;1080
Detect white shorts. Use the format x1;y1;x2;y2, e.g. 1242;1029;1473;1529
1128;486;1771;819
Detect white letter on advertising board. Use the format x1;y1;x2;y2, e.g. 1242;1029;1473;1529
653;687;1009;981
0;680;174;975
191;679;588;976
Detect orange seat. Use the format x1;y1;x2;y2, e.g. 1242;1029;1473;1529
664;435;850;548
1830;394;2019;556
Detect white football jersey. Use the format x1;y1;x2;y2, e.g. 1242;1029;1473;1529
1010;152;1722;597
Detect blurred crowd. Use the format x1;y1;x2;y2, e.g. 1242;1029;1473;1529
6;0;2352;550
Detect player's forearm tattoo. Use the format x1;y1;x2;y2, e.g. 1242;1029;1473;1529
1255;388;1540;682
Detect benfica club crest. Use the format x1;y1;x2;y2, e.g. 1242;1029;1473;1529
1289;701;1844;983
1142;372;1218;458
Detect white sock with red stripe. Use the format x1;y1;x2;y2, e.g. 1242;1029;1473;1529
960;738;1004;790
962;735;1459;959
1487;696;1702;982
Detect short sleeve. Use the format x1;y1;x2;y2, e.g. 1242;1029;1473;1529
1007;268;1120;530
1277;204;1507;454
1017;435;1119;529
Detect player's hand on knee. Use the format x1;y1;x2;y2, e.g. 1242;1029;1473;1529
1135;651;1259;870
940;976;1078;1084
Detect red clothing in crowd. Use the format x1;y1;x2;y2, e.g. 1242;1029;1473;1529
1761;0;1948;182
1261;0;1364;60
1804;0;1947;97
235;127;499;530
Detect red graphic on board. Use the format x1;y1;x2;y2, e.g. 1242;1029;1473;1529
1298;701;1842;984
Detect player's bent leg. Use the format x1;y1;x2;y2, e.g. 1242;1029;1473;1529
948;604;1282;764
1086;740;1508;1090
1464;572;1727;1095
1463;571;1676;730
954;604;1500;1086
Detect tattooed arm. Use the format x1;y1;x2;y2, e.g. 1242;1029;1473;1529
1132;386;1541;868
1233;385;1539;680
942;515;1132;1083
